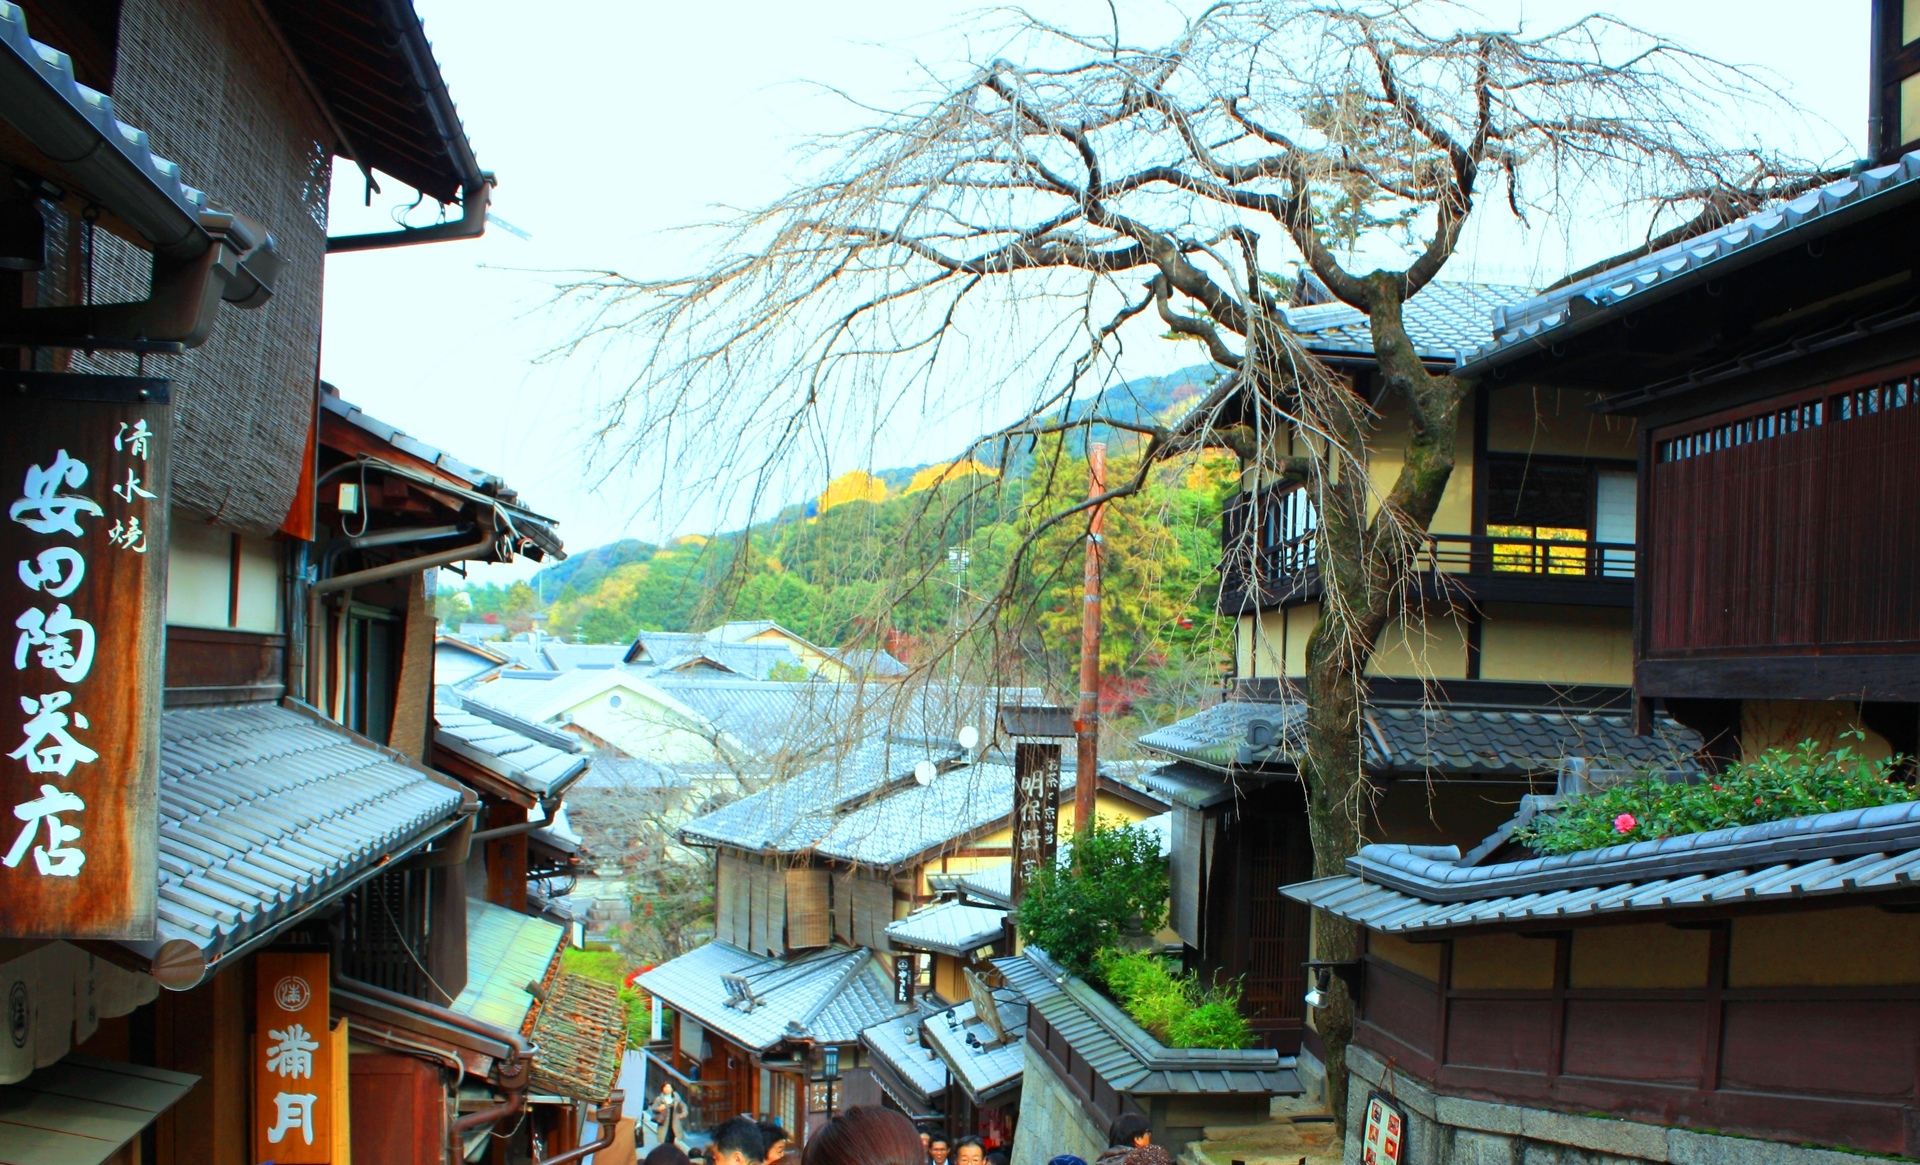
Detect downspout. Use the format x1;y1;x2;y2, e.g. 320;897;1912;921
306;530;497;720
453;1088;526;1165
532;1095;625;1165
328;176;495;253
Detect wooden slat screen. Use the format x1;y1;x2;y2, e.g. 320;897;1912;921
1170;806;1206;950
786;868;831;950
848;874;894;951
832;870;855;945
717;854;751;949
748;862;771;956
1649;367;1920;654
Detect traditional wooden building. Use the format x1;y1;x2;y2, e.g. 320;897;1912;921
1285;801;1920;1163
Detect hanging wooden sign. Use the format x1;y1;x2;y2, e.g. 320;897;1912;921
0;373;168;939
254;950;333;1164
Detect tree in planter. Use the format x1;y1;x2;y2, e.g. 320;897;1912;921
559;0;1828;1127
1015;819;1168;978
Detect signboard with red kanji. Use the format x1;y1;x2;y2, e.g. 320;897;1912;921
254;951;333;1164
0;374;167;938
1362;1092;1407;1165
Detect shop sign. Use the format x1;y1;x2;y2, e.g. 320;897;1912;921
1010;742;1061;904
254;950;333;1164
0;374;168;938
893;955;914;1004
1362;1092;1407;1165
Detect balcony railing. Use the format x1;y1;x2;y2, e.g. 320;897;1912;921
642;1048;736;1132
1220;489;1634;607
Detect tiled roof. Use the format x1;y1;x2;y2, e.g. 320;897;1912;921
1027;975;1295;1096
990;950;1065;1007
1133;762;1242;810
541;643;631;672
884;900;1007;957
464;669;644;725
528;972;627;1102
835;648;910;678
678;737;967;855
434;703;588;800
628;635;805;681
637;942;907;1052
1140;700;1700;777
957;865;1012;907
1282;281;1536;363
922;994;1028;1104
145;704;467;969
1286;799;1920;935
860;1008;951;1107
452;897;566;1032
1460;152;1920;372
813;760;1025;867
1137;702;1299;771
574;755;688;790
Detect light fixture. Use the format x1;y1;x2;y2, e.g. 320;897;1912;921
337;482;361;513
823;1045;840;1080
1304;965;1331;1010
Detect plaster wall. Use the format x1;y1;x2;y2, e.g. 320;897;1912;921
1485;389;1638;459
165;516;282;633
1478;605;1631;685
572;690;733;767
1739;700;1894;761
922;790;1155;897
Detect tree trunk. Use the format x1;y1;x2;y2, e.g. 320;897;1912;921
1293;282;1472;1135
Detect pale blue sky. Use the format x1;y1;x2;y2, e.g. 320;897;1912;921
317;0;1868;583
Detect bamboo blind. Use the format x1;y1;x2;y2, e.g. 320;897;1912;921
785;868;831;949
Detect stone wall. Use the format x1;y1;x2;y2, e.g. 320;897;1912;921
1341;1045;1886;1165
1013;1042;1106;1165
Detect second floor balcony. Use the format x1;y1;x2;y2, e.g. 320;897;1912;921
1218;485;1636;613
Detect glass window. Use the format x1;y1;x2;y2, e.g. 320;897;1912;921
1486;455;1592;574
1902;72;1920;147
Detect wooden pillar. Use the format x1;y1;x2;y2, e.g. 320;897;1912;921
153;957;252;1165
484;800;529;912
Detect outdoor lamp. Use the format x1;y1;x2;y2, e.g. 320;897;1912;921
823;1045;840;1079
1304;966;1332;1010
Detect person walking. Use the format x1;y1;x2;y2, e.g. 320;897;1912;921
650;1081;691;1148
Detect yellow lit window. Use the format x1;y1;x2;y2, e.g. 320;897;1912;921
1488;524;1589;575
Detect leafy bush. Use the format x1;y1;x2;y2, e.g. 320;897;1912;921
1092;948;1253;1049
1515;737;1914;856
1015;819;1169;977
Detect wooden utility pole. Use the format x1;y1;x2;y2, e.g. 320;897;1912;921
1074;442;1106;835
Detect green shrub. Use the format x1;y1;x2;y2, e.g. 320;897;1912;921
1515;736;1914;857
1091;948;1252;1049
1169;997;1253;1049
1016;819;1169;977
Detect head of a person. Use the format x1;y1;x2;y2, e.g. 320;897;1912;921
1048;1157;1089;1165
647;1145;693;1165
758;1121;792;1165
928;1134;952;1163
921;1133;932;1155
661;1081;677;1097
712;1116;769;1165
1110;1114;1152;1150
802;1105;925;1165
954;1136;987;1165
985;1151;1008;1165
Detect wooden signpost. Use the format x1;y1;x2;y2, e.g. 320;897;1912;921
0;373;168;938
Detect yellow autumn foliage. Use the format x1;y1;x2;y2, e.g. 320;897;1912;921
902;458;998;494
818;470;888;512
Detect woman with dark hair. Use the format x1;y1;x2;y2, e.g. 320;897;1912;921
803;1105;926;1165
645;1145;693;1165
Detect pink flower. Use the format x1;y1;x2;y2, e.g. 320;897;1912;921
1614;813;1637;834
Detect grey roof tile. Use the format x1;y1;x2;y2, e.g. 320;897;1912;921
1283;281;1537;363
884;900;1007;957
434;702;588;799
860;1009;951;1104
637;942;908;1052
147;704;464;962
921;995;1028;1103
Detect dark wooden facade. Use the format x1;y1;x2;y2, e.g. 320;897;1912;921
1639;357;1920;701
1354;911;1920;1158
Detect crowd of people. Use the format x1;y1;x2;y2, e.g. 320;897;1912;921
640;1080;1174;1165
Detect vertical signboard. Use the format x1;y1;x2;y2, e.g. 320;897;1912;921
893;955;914;1005
0;374;167;938
1010;742;1061;905
255;950;333;1164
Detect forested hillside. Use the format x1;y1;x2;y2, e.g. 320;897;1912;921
440;366;1237;738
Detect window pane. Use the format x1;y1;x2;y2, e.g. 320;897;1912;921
1902;72;1920;147
1486;455;1592;529
1906;0;1920;45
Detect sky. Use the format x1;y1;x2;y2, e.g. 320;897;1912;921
318;0;1869;585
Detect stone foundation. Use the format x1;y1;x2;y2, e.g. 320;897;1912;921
1340;1046;1898;1165
1013;1042;1106;1165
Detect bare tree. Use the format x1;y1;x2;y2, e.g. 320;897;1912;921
558;0;1829;1123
